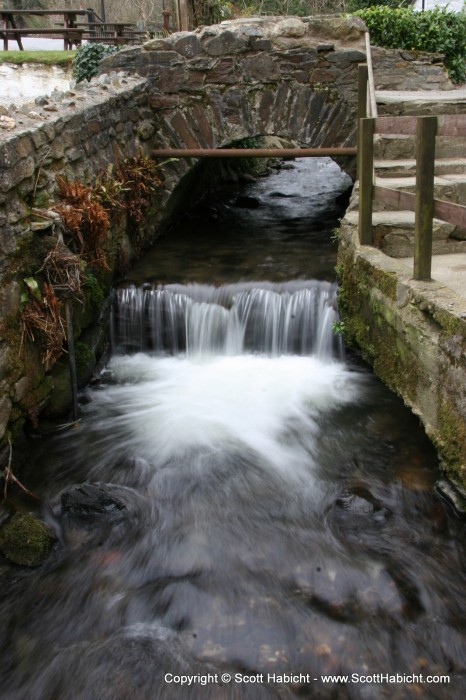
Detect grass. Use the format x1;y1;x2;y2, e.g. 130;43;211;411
0;50;75;66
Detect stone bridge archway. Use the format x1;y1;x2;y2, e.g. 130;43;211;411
101;15;367;202
0;16;369;442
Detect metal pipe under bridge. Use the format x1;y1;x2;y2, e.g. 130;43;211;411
152;148;357;159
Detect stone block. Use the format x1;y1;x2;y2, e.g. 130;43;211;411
272;18;306;38
241;55;279;82
326;49;367;65
173;34;202;58
0;396;12;439
169;111;199;149
205;58;238;85
257;90;275;131
156;66;187;93
13;376;31;404
0;345;10;381
203;31;248;57
184;106;215;148
0;281;21;318
14;136;34;159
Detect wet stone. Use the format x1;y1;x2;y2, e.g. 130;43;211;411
235;195;262;209
60;483;127;518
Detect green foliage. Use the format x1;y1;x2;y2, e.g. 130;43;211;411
72;43;121;83
353;6;466;84
332;319;346;335
229;136;267;175
82;269;105;318
191;0;347;22
346;0;412;11
190;0;235;24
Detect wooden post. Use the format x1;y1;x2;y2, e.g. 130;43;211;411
358;63;368;122
65;302;79;423
358;117;374;245
179;0;189;31
414;116;437;280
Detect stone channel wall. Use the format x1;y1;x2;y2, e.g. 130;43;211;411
0;74;157;447
337;214;466;489
0;15;455;460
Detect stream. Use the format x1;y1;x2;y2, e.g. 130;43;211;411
0;159;465;700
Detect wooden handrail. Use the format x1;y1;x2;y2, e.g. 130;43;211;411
374;115;466;137
373;186;466;230
358;113;466;280
364;32;378;119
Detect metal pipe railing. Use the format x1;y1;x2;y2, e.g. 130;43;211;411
152;147;357;159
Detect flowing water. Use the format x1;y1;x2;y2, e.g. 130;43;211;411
1;159;465;700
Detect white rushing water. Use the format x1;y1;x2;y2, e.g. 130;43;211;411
112;280;342;357
85;352;362;479
73;279;361;481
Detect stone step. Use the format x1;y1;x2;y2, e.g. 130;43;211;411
374;173;466;205
374;134;466;160
376;88;466;116
374;157;466;178
344;209;466;258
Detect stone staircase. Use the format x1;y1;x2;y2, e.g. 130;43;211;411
361;88;466;259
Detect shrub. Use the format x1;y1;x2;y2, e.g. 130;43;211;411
72;43;121;83
347;0;413;11
353;6;466;84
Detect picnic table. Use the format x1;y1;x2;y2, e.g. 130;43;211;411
77;21;145;44
0;8;88;50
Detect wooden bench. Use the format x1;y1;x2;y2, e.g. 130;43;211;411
76;21;145;45
1;8;88;51
0;27;84;51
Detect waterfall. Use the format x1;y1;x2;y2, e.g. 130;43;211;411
112;280;343;360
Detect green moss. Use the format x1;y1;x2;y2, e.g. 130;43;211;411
31;191;53;209
337;246;422;400
435;310;463;336
74;341;96;383
437;402;466;485
0;513;55;567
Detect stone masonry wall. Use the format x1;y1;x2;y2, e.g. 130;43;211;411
0;74;154;444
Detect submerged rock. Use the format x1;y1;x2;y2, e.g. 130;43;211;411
436;477;466;518
234;195;262;209
0;512;56;566
60;483;127;518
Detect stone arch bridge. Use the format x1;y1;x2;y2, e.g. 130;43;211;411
101;15;367;172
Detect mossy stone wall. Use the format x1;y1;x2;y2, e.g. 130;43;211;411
337;218;466;487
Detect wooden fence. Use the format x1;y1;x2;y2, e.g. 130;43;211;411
357;64;466;281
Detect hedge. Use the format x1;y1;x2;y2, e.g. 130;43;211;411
353;6;466;84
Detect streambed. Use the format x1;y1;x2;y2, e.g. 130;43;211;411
0;159;465;700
